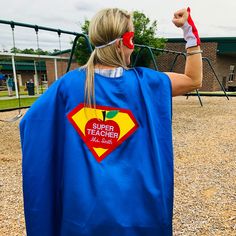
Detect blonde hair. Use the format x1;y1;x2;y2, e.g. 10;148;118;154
82;8;133;108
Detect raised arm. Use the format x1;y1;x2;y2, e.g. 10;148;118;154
165;8;203;97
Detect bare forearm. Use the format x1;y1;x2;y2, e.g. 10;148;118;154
185;46;203;88
168;7;203;96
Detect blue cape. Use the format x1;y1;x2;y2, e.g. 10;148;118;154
20;67;173;236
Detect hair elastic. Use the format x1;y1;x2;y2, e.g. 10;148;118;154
95;32;134;49
95;39;119;49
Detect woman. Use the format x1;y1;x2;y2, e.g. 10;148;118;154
20;7;202;236
7;77;14;96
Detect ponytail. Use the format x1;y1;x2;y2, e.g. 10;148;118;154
83;50;96;108
82;8;133;108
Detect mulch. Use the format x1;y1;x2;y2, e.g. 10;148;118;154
0;96;235;235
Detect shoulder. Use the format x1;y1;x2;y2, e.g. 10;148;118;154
131;67;169;80
58;68;85;87
129;67;172;97
44;67;86;101
131;67;171;86
45;68;86;96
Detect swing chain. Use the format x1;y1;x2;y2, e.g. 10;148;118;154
58;30;62;52
35;26;40;55
10;22;16;53
34;25;42;94
57;29;63;76
0;23;23;122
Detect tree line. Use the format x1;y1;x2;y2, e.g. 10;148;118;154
5;48;60;55
75;11;166;67
1;11;166;67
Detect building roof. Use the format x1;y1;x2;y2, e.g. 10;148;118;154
167;37;236;55
0;60;46;71
167;37;236;43
50;49;71;56
217;42;236;55
51;39;236;57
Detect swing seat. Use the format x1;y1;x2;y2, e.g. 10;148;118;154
0;111;23;122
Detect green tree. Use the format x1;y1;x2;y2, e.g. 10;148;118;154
21;48;36;54
35;48;49;55
75;11;166;67
74;20;91;65
10;47;49;55
132;11;166;67
10;47;22;53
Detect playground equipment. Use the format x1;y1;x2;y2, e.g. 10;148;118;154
0;19;230;122
0;20;90;122
68;39;229;107
227;65;236;91
0;22;22;122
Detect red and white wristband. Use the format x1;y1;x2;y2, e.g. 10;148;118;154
181;7;201;49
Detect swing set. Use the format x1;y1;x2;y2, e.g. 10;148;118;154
0;20;91;122
0;19;229;122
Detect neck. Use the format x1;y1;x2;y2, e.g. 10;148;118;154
94;64;119;69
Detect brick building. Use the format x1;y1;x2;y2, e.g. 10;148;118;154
1;38;235;92
50;40;236;91
46;49;78;86
0;50;78;88
0;60;46;87
157;37;236;91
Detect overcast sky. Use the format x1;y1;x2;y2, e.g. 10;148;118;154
0;0;235;51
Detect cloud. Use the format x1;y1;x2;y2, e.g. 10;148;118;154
74;1;102;12
0;0;235;51
214;25;236;32
35;16;74;26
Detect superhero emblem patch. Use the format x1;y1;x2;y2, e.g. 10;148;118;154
67;104;139;162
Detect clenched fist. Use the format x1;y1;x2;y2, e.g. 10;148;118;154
172;7;200;48
172;8;188;28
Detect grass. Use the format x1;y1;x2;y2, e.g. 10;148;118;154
0;90;28;97
0;85;47;110
0;86;47;97
0;97;38;110
0;90;235;111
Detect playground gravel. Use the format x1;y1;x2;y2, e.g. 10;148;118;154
0;96;235;236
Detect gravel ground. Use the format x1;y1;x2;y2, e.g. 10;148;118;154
0;96;235;236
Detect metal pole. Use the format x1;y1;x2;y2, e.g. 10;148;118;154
170;54;180;72
203;57;229;100
147;47;158;71
11;55;19;98
0;52;69;60
196;89;203;106
54;58;58;80
67;34;93;72
132;47;145;67
0;19;79;36
34;60;39;94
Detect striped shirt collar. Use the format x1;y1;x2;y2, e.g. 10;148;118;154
94;67;124;78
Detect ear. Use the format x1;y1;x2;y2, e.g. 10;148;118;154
115;39;122;53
